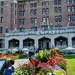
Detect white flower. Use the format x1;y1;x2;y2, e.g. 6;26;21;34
47;72;52;75
61;74;64;75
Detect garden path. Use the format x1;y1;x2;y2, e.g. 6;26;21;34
13;59;29;68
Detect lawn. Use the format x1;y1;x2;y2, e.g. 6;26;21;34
65;56;75;75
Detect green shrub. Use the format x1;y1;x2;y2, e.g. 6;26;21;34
9;54;26;60
35;49;50;62
19;54;26;59
57;62;66;71
10;55;19;60
0;51;3;55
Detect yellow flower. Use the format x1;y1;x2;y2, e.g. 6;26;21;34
53;69;66;75
54;47;59;51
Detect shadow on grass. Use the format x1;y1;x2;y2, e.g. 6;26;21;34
64;55;75;59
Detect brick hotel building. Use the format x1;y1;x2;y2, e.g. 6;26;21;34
0;0;75;51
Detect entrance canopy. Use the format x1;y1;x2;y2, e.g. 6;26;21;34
64;47;75;50
61;47;75;53
12;48;19;53
22;48;29;54
22;48;29;51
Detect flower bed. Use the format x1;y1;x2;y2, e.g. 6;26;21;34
12;48;67;75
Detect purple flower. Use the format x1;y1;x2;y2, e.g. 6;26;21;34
51;65;61;70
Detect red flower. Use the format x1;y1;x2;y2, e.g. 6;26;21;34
47;58;56;66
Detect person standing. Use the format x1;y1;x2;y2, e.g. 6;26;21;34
4;60;15;75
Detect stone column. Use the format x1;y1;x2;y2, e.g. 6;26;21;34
68;34;72;47
51;37;55;48
5;38;8;49
19;39;23;49
35;39;38;50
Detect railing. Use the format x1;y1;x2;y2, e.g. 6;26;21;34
5;26;75;36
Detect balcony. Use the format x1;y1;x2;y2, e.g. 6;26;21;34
5;26;75;36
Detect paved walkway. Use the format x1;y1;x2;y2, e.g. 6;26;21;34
13;58;29;68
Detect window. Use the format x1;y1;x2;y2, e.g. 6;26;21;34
46;8;49;14
67;6;71;12
46;17;49;22
34;18;37;23
1;17;3;23
72;0;74;4
67;0;74;4
54;7;58;13
30;3;33;7
55;15;62;22
0;27;3;34
23;11;26;16
15;3;16;8
30;3;37;7
23;4;25;8
19;19;26;25
42;1;49;6
55;16;58;22
55;7;61;13
19;4;25;9
67;0;71;4
19;19;23;25
1;8;4;14
30;18;37;24
30;10;33;15
54;0;61;5
58;0;61;5
58;7;61;13
42;17;49;23
34;9;37;15
42;8;49;14
42;8;45;14
6;27;8;33
71;6;74;12
19;4;23;8
54;0;57;5
23;19;26;24
15;10;16;16
46;1;49;6
31;18;34;24
20;11;23;16
30;9;37;15
42;17;46;22
34;3;37;7
1;1;4;6
59;15;62;22
14;18;16;24
42;2;45;6
72;14;75;21
68;15;71;21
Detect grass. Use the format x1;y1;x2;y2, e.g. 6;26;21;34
0;54;26;60
64;55;75;75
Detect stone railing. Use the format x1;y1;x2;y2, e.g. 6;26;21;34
5;26;75;36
